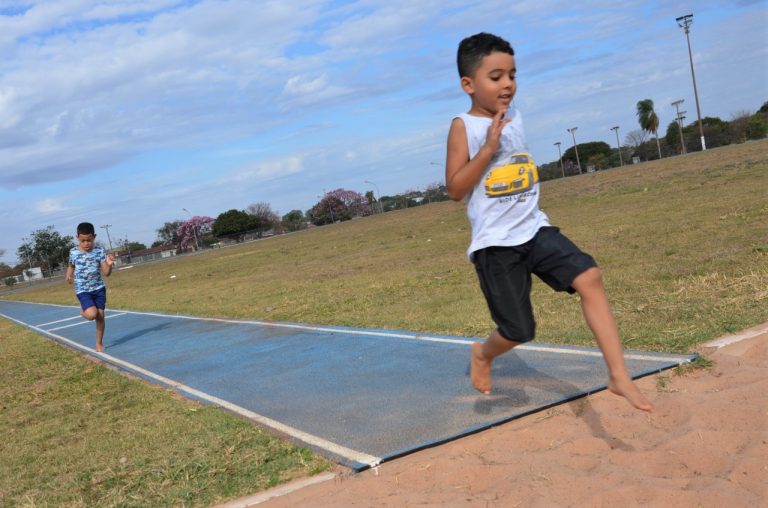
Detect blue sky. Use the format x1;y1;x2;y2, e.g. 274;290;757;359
1;0;766;264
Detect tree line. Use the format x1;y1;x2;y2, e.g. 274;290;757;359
3;184;451;282
538;100;767;180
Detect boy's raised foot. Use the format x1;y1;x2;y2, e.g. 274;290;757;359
470;342;492;395
608;374;654;412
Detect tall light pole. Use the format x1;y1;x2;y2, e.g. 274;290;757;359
567;127;582;174
671;99;687;154
553;142;565;178
364;180;383;213
100;224;114;252
676;14;706;150
182;208;199;251
21;237;33;269
610;126;623;166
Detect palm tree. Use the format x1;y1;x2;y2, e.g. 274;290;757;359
636;99;662;159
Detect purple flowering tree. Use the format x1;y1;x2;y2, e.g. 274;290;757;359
177;216;214;250
310;189;371;225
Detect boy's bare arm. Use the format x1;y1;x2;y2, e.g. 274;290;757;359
445;110;510;201
101;253;115;277
65;264;74;284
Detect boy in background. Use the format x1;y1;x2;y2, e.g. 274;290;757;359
66;222;116;352
445;32;652;412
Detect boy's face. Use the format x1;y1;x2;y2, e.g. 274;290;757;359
77;233;96;251
461;51;516;117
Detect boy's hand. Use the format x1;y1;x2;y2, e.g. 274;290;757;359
483;108;510;154
106;253;116;266
66;274;73;284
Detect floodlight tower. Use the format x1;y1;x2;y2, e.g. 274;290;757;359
610;126;623;166
671;99;687;154
567;127;582;174
676;14;706;150
553;142;565;177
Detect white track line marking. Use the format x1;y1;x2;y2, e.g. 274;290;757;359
36;315;83;327
116;309;689;363
0;310;382;469
47;312;128;332
2;301;691;364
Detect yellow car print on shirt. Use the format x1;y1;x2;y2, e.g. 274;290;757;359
484;152;540;197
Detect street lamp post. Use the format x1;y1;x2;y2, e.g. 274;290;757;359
100;224;114;252
610;126;623;166
567;127;582;174
364;180;384;214
671;99;687;154
553;142;565;178
182;208;199;251
676;14;706;150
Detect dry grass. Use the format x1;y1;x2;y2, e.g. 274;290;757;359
7;140;766;352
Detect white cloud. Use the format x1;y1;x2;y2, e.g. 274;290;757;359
35;198;70;214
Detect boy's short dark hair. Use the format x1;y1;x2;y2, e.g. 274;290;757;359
457;32;515;78
77;222;96;236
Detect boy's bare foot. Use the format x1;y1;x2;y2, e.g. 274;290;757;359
96;343;104;353
608;374;654;412
471;342;492;394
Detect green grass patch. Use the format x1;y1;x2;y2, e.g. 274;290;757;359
0;320;331;507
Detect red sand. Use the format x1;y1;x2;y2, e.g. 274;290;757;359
260;325;767;507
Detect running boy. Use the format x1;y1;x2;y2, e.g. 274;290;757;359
445;32;653;412
66;222;116;352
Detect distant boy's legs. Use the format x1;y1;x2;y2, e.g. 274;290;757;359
571;267;653;412
95;309;106;352
471;330;521;394
79;306;106;352
78;288;107;352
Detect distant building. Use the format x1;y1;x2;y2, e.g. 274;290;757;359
116;245;177;265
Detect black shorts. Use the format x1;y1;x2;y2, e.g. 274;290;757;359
472;226;597;342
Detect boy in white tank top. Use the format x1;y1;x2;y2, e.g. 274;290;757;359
445;32;653;412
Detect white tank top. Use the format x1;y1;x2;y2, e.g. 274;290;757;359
458;109;550;260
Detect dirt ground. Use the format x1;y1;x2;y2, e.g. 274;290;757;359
259;324;767;507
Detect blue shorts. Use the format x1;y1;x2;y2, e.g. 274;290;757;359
76;287;107;311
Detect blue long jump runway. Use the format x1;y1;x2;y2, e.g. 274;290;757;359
0;300;695;470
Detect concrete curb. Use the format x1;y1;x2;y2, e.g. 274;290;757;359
213;472;338;507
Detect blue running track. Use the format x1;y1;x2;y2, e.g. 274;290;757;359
0;300;695;470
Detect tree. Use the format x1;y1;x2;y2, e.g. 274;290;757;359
246;202;280;237
745;115;767;140
309;189;370;225
156;220;182;249
563;142;612;169
17;226;75;277
122;241;147;252
625;129;649;152
177;216;214;250
364;191;379;213
282;210;306;232
665;120;682;153
212;209;257;242
636;99;662;159
424;182;450;203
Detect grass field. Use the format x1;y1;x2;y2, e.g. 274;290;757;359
1;139;766;505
